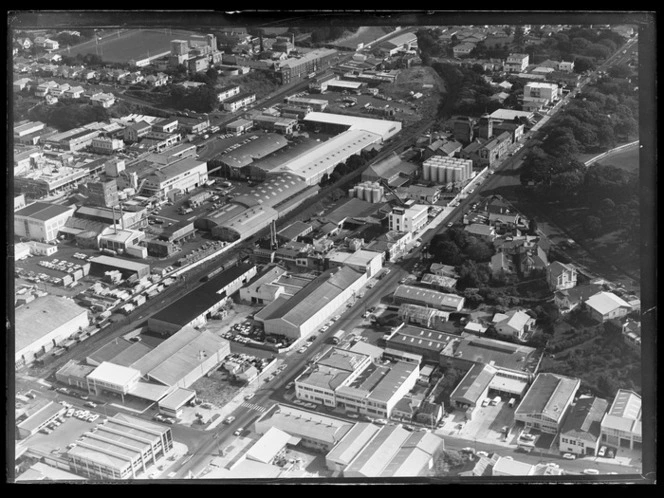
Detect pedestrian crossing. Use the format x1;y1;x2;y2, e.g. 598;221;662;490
241;402;267;413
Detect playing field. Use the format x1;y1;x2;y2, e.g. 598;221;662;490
64;28;200;63
595;144;640;173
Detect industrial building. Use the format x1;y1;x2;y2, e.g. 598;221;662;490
514;373;581;435
302;112;402;142
422;156;473;184
361;153;419;187
388;204;429;234
255;266;367;339
148;263;257;335
325;249;384;277
222;92;256;112
66;413;173;480
559;396;609;457
239;265;315;305
382;324;460;363
449;363;498;416
392;285;465;312
14;202;76;242
15;295;90;368
275;129;382;185
440;335;541;385
275;47;338;84
294;346;419;420
328;423;443;478
216;133;289;179
140;156;209;199
251;114;298;135
88;255;150;280
600;389;642;451
254;404;354;453
16;400;66;440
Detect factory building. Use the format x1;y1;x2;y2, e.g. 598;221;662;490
14;202;76;242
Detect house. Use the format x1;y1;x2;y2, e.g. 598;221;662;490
505;53;529;73
453;42;477;58
547;261;577;291
464;223;496;242
554;283;602;314
492;309;536;342
584;292;632;323
16;37;33;50
64;86;85;99
145;72;169;87
559;396;609;457
620;318;641;354
90;93;116;108
490;92;510;103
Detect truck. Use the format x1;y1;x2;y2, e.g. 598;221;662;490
330;329;345;345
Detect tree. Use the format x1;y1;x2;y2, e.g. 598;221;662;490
583;215;603;238
574;56;595;74
503;26;513;37
528;218;538;235
513;26;525;48
607;64;632;79
432;241;462;266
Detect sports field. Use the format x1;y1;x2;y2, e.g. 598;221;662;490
63;28;200;63
594;144;640;173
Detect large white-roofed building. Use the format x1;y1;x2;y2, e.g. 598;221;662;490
274;129;382;186
86;362;142;400
303;112;402;141
15;295;90;368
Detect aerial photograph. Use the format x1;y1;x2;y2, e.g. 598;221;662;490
8;10;656;485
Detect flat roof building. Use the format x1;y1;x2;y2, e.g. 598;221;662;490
600;389;642;451
393;285;465;312
14;202;76;242
15;295;89;368
303;112;402;141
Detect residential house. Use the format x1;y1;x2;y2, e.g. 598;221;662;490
505;53;529;73
34;37;59;51
559;396;609;457
547;261;578;291
35;81;60;98
13;78;33;92
492;309;536;342
16;37;33;50
90;93;116;108
600;389;641;451
453;42;477;58
63;86;85;99
553;283;603;314
490;92;510;104
620;318;641;354
464;223;496;242
584;292;632;323
145;72;169;87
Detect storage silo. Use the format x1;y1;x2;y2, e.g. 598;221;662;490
348;188;356;199
422;160;431;181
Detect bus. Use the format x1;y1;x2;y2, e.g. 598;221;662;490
330;329;345;345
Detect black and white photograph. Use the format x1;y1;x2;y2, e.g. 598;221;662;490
7;10;656;485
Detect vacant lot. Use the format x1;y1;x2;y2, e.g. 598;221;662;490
66;29;199;63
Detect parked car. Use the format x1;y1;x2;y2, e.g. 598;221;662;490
244;393;255;400
562;453;576;460
583;469;600;475
234;427;244;436
84;401;97;408
598;446;607;457
224;416;235;425
481;398;490;407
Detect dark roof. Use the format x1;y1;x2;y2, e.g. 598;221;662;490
560;397;609;441
15;202;74;221
150;263;255;327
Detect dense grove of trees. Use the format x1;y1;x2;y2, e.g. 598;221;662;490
26;101;134;131
169;85;218;113
429;62;501;118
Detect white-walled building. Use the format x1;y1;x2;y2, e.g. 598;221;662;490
15;295;90;367
514;373;580;435
14;202;76;242
255;266;367;340
600;389;642;451
505;53;530;73
388;204;429;234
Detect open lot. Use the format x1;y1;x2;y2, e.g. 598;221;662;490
63;28;199;63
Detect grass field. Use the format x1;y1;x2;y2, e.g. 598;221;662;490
593;145;640;172
65;28;200;63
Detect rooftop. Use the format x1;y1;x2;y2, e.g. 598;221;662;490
450;363;498;404
515;373;580;423
15;201;75;221
585;292;631;315
560;396;609;441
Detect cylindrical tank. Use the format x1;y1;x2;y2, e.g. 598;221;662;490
348;188;356;199
422;160;431;181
